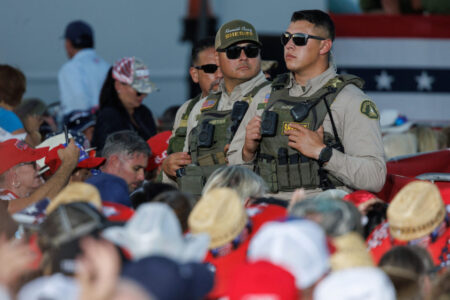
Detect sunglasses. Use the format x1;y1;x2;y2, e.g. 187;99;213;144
281;32;325;46
194;64;219;74
17;161;37;170
219;44;260;60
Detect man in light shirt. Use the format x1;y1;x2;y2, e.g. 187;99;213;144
58;20;110;122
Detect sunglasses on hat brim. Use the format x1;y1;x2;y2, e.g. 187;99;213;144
218;44;261;60
281;32;325;47
194;64;219;74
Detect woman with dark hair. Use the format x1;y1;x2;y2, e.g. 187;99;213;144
92;57;157;152
0;65;42;146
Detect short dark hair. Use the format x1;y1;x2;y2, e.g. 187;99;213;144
191;36;215;65
158;105;180;132
290;10;335;41
0;65;26;107
130;181;177;209
153;191;193;232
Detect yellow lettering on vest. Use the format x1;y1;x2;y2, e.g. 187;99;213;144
282;122;309;135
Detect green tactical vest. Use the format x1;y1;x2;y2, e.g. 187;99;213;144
167;94;203;155
178;81;271;198
257;73;364;193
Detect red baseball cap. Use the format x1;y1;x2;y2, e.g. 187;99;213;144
343;190;377;207
227;260;299;300
44;144;105;176
0;139;49;175
146;131;171;171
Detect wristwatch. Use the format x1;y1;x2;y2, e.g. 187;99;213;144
318;146;333;166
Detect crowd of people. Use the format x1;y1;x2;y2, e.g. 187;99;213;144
0;8;449;300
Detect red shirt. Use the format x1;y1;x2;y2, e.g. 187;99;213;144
204;204;287;299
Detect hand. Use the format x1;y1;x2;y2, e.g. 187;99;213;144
288;188;306;212
76;237;121;300
243;116;262;162
0;236;36;289
162;152;192;177
23;115;43;133
285;124;326;160
57;139;80;170
224;144;230;155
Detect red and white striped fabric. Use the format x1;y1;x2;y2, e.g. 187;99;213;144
331;14;450;124
112;57;135;85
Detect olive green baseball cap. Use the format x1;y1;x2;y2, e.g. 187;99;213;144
215;19;262;51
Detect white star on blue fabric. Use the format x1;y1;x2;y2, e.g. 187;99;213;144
415;71;434;91
375;70;394;90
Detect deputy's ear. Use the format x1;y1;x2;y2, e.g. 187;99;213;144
319;39;333;55
189;66;199;84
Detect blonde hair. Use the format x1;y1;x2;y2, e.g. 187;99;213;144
383;133;417;160
410;126;440;153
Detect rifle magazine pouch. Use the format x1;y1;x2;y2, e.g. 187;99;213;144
288;154;301;189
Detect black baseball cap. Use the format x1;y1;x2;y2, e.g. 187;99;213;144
64;20;94;48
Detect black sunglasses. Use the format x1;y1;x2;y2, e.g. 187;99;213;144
219;44;260;60
194;64;219;74
281;32;325;46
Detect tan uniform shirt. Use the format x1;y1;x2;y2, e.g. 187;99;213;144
183;72;271;167
242;66;386;197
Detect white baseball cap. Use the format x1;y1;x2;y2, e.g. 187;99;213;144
17;273;79;300
314;267;396;300
247;219;331;289
102;202;209;263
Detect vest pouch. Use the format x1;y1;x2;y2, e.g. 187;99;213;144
276;148;289;190
299;161;313;189
175;126;187;138
288;154;301;189
178;165;205;198
197;152;227;167
277;163;289;190
309;162;321;188
168;126;187;154
258;156;278;193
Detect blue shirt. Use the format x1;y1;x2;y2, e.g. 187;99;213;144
86;172;132;207
58;49;110;116
0;108;24;132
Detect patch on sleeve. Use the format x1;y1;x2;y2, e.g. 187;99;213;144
360;100;380;120
200;99;217;111
257;92;271;110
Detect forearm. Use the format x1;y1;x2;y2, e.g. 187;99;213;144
24;131;42;147
242;147;256;163
324;150;387;192
227;129;247;165
8;160;75;214
161;171;178;187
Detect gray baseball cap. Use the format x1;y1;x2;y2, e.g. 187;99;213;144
215;19;262;51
